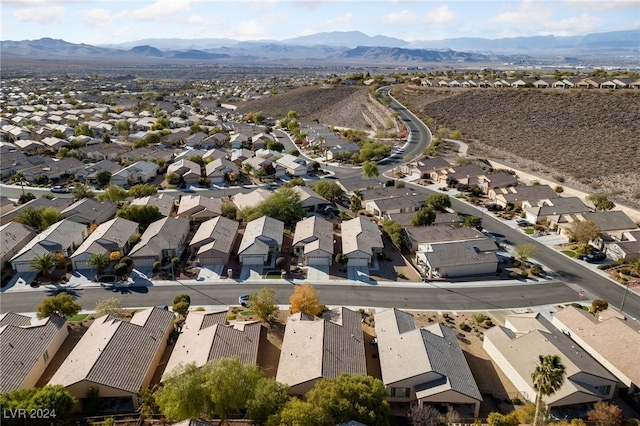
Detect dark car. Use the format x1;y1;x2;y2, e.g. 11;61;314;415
584;252;606;263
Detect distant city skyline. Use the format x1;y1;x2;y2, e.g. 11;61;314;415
1;0;638;46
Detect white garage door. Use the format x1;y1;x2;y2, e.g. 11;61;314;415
13;262;32;273
73;260;88;270
200;255;225;265
240;255;266;265
306;255;331;266
347;256;369;267
131;256;158;268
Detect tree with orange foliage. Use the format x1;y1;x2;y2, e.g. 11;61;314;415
289;283;322;316
587;401;623;426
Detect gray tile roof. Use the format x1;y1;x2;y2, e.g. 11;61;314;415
129;217;190;258
0;222;36;261
406;225;485;245
71;217;138;258
425;239;499;267
238;216;284;255
190;216;240;256
60;198;116;225
0;314;67;393
10;219;86;263
130;193;175;217
49;307;174;394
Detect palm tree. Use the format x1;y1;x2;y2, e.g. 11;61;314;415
30;253;56;277
13;171;26;196
531;354;566;426
87;253;111;275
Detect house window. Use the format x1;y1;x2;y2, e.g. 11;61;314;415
390;387;410;398
596;385;611;396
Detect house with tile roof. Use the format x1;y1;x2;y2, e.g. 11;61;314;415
374;308;482;417
552;306;640;396
484;313;619;409
129;217;190;268
189;216;239;265
276;153;307;176
10;219;86;273
60;198;117;226
291;185;330;212
0;313;68;394
167;159;202;185
277;307;366;395
401;156;451;181
238;216;284;265
110;161;159;187
49;307;174;411
365;194;425;219
232;188;272;211
557;211;638;241
523;197;590;226
176;195;222;224
205;158;239;184
0;221;36;269
130;193;175;217
341;217;383;266
292;216;334;266
163;310;260;379
605;230;640;261
491;184;559;208
70;217;138;270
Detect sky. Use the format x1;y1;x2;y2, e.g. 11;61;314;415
1;0;639;45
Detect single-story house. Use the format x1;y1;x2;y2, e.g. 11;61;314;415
276;154;307;176
0;222;36;269
523;197;591;226
0;197;74;226
365;195;424;219
557;211;638;241
405;225;485;252
552;306;640;396
81;160;123;183
431;164;485;185
341;217;383;266
205;158;239;184
167;159;201;184
0;313;68;393
189;216;239;265
375;308;482;418
277;307;366;395
48;307;174;411
128;217;190;268
176;195;222;224
10;219;87;273
325;143;360;161
129;193;175;217
476;172;518;195
232;188;272;211
60;198;117;226
238;216;284;265
491;184;559;208
484;313;618;409
292;216;334;266
163;310;261;379
401;157;451;181
605;230;640;261
70;217;138;270
111;161;159;187
292;186;330;212
417;239;499;279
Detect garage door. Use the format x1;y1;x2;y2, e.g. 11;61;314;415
14;262;32;273
240;255;266;265
200;255;225;265
73;260;88;270
347;256;369;267
306;256;331;266
131;256;157;268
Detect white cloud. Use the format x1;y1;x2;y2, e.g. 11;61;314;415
562;0;639;11
3;0;83;6
130;0;197;22
489;0;552;23
379;5;453;26
540;13;601;35
80;8;117;27
381;10;420;24
324;12;354;29
429;5;454;25
234;19;270;40
13;6;64;24
250;0;279;13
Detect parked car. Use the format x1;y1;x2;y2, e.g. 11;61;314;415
487;203;502;211
50;186;69;193
584;252;606;263
515;218;529;226
238;294;250;307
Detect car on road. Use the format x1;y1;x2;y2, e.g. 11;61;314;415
584;252;606;263
50;186;69;193
239;294;250;307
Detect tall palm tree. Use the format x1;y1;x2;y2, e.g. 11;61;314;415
13;171;26;196
30;253;56;277
531;354;566;426
87;253;111;275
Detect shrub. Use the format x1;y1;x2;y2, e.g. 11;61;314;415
114;262;129;277
591;299;608;313
153;261;161;272
485;319;493;327
120;256;133;267
509;271;519;279
530;265;543;276
472;312;488;324
459;322;471;332
442;312;449;319
227;313;236;321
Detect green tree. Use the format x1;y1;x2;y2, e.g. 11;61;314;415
30;253;57;277
74;123;94;137
362;161;379;179
95;297;125;317
567;220;600;247
173;294;191;317
586;194;615;211
116;205;163;227
98;184;128;203
515;243;538;262
128;183;158;198
412;208;436;226
0;385;76;426
116;120;131;136
87;253;111;274
531;355;566;426
165;171;180;185
359;141;391;161
313;181;344;201
382;218;408;250
279;397;326;426
41;207;62;229
246;378;290;426
15;206;45;229
37;293;81;319
253;111;266;124
95;170;112;188
242;187;305;225
72;183;96;199
461;214;482;230
425;193;451;211
12;171;26;196
18;192;36;204
487;412;519;426
248;287;278;323
155;363;210;421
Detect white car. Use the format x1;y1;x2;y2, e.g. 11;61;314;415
238;294;250;307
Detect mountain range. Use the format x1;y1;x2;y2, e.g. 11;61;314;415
1;30;638;65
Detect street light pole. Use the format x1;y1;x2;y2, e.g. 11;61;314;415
620;283;630;312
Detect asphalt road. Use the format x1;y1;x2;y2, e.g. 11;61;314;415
0;281;580;314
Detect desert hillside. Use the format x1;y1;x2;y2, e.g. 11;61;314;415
234;84;640;208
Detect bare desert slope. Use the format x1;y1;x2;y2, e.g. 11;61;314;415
235;84;639;207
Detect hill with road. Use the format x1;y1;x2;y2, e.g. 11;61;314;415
236;83;639;209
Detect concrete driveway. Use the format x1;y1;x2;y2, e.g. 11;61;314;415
240;265;263;281
307;265;330;282
348;266;371;283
